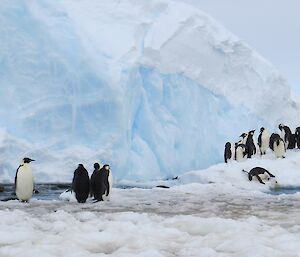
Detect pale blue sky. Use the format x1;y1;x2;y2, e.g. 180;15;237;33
179;0;300;94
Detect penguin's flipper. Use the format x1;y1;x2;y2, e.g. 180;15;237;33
266;171;275;177
256;175;265;184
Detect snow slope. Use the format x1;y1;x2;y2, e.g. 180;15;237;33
0;0;299;182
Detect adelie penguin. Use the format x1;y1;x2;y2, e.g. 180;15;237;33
15;158;35;202
224;142;233;163
242;167;278;185
279;124;292;149
258;127;270;155
246;130;256;158
72;164;90;203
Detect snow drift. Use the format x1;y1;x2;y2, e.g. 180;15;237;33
0;0;299;182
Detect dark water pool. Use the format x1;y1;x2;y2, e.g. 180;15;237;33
0;183;148;201
269;186;300;195
0;183;71;201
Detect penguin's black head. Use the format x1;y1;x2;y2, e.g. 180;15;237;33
94;163;100;170
23;157;35;163
279;124;283;131
240;133;247;139
78;164;84;168
103;164;110;170
260;127;265;133
248;174;252;181
225;142;231;148
249;130;255;135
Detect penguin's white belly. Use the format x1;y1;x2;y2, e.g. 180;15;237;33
260;137;270;153
274;142;285;158
235;148;244;162
252;173;269;181
16;168;34;201
230;143;235;160
102;173;113;201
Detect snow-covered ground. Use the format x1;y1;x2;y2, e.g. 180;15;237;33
1;150;300;257
1;186;300;257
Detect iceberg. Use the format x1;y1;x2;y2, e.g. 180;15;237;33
0;0;298;182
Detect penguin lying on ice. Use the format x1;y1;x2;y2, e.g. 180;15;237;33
242;167;278;185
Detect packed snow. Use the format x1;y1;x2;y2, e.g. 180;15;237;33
1;147;300;256
0;0;299;182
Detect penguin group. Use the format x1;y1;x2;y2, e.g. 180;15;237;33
6;158;112;203
224;123;300;163
72;162;112;203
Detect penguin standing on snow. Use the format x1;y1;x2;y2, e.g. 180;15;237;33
295;127;300;149
90;163;106;201
288;134;296;149
273;137;286;158
269;133;280;150
224;142;232;163
242;167;277;185
100;164;113;201
240;133;248;144
15;158;35;202
270;133;286;158
235;143;247;162
72;164;90;203
279;124;292;149
246;130;256;158
258;127;270;155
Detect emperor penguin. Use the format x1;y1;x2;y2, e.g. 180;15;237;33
100;164;113;201
273;137;286;158
90;163;106;201
295;127;300;149
72;164;90;203
235;143;247;162
246;130;256;158
289;134;296;149
15;158;35;202
224;142;232;163
239;133;248;144
279;124;292;149
258;127;270;155
242;167;277;185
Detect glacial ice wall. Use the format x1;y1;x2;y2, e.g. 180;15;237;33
0;0;298;182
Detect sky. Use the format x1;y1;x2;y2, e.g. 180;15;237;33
179;0;300;94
